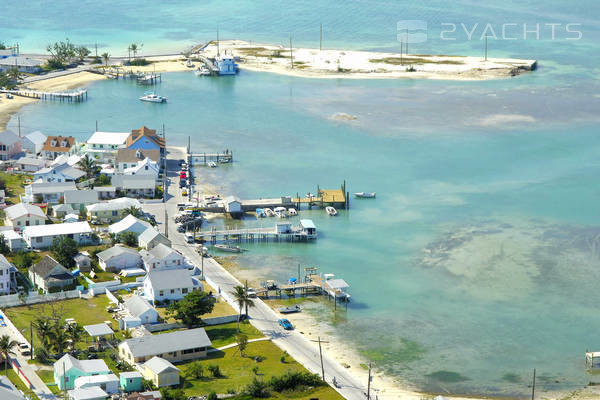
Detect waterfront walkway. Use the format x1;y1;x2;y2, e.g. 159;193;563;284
141;146;372;400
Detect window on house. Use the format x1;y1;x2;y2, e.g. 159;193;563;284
112;211;118;216
35;220;39;225
159;291;164;296
16;221;20;226
170;289;174;294
0;269;3;275
64;376;69;383
182;288;188;294
36;237;43;243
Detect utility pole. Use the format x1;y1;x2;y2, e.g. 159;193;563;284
245;280;249;317
95;43;98;58
320;23;323;51
95;120;98;132
289;35;294;69
30;321;33;361
531;368;536;400
217;27;220;57
201;249;204;278
406;28;409;55
310;336;329;381
164;208;168;238
367;361;372;400
400;40;403;65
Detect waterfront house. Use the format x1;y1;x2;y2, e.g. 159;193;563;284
33;163;85;183
118;328;211;364
108;214;152;236
94;186;117;200
142;357;180;388
21;131;47;155
123;295;159;325
0;374;26;400
0;57;42;73
0;254;17;294
1;229;26;252
22;221;93;249
140;243;185;272
142;268;202;304
74;252;91;272
24;181;76;204
119;371;143;393
42;136;76;160
0;130;22;161
116;149;160;174
15;156;46;172
74;373;119;394
29;255;75;292
52;203;75;218
54;354;110;390
4;203;46;231
84;131;130;163
64;190;99;214
125;126;165;157
86;197;142;223
224;195;242;217
97;245;142;272
112;175;156;198
138;227;171;250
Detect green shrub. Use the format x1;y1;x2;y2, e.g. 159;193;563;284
269;371;323;392
207;364;223;378
245;377;269;398
129;58;151;66
207;392;218;400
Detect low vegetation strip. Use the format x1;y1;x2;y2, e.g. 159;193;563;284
369;56;464;65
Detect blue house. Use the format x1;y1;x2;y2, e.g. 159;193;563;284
125;126;165;158
53;354;110;390
120;371;143;392
216;52;238;75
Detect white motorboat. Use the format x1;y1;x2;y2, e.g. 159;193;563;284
354;192;376;199
326;206;338;216
207;161;217;168
288;208;298;216
194;66;211;76
264;208;275;217
214;244;245;253
274;206;288;218
139;92;167;103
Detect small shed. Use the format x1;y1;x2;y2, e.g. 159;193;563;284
142;356;180;388
224;195;242;215
299;219;317;238
120;371;143;392
74;253;91;272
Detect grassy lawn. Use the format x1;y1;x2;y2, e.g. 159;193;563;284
178;340;343;400
204;321;263;348
0;172;32;205
35;369;61;395
0;368;39;399
155;297;237;323
4;296;115;350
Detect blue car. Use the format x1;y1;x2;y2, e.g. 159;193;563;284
278;318;293;330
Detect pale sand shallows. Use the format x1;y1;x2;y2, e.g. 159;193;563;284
197;40;537;81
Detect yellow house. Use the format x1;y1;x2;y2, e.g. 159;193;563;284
142;357;180;388
86;198;141;223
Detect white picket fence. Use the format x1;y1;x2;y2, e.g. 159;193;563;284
0;289;81;308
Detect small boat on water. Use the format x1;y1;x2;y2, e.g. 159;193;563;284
326;206;338;216
139;92;167;103
288;208;298;216
354;192;376;199
195;66;211;76
207;161;217;168
278;305;301;314
274;206;287;218
264;208;275;217
256;208;266;218
214;244;246;253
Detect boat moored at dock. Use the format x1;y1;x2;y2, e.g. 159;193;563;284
214;244;246;253
326;206;338;216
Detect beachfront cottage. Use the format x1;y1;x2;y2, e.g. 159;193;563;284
123;295;159;325
108;214;152;236
86;197;142;223
54;354;110;390
0;130;22;161
42;135;76;160
15;156;46;172
4;203;46;231
125;126;165;158
0;254;17;295
29;255;74;292
138;227;171;250
33;163;86;183
140;243;185;272
21;131;47;155
116;149;160;173
22;221;93;249
119;372;143;393
141;357;180;388
24;181;77;204
84;131;130;163
118;328;211;364
112;175;156;198
96;245;142;272
64;190;99;214
142;268;202;304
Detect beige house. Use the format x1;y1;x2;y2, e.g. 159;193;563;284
118;328;211;364
4;203;46;231
141;357;179;388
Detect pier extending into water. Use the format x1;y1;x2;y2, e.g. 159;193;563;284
194;222;316;243
102;68;162;84
0;88;88;102
189;152;233;165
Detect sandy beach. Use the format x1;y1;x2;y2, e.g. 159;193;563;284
197;40;537;81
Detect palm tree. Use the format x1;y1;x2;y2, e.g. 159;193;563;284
130;43;138;59
65;323;84;350
33;318;52;349
0;335;18;374
101;52;110;67
231;285;254;332
52;327;69;354
78;154;97;179
123;206;142;218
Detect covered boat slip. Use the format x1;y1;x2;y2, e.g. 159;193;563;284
586;351;600;370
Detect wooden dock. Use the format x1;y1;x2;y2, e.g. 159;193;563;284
194;224;315;243
102;68;162;84
292;182;350;209
0;88;87;102
189;152;233;165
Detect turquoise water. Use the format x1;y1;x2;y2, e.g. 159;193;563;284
4;1;600;397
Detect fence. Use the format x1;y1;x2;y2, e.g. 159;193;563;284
145;314;239;333
0;289;81;308
89;282;141;297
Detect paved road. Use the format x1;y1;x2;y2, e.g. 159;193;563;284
22;64;95;84
142;147;373;400
0;311;57;400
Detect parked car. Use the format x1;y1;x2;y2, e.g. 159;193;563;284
18;343;30;356
278;318;293;330
247;288;257;298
